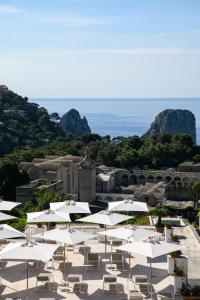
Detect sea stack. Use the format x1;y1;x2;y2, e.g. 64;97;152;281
144;109;196;144
60;109;91;137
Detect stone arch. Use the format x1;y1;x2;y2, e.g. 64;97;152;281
138;175;146;185
165;176;172;183
105;196;114;202
122;174;129;186
174;176;181;182
156;175;163;183
130;175;137;185
147;175;155;183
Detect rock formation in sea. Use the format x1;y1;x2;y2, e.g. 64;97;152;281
144;109;196;143
60;109;91;137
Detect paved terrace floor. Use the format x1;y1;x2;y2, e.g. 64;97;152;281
0;225;199;300
174;226;200;281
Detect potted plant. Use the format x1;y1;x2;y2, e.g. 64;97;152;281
174;265;186;295
149;206;169;233
170;250;182;259
174;265;184;276
165;223;172;229
181;283;200;299
172;234;180;243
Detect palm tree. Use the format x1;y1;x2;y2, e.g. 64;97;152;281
149;206;169;231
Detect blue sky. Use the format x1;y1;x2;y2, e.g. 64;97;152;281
0;0;200;98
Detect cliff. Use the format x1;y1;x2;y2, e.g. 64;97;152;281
60;109;91;137
144;109;196;143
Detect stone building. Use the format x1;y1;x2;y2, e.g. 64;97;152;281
78;147;96;203
178;162;200;173
18;155;82;200
16;179;63;203
165;180;196;201
16;150;200;206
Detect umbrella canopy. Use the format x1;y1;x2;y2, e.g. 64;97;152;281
27;209;71;223
116;239;182;258
0;240;58;262
98;226;161;243
116;239;182;298
108;199;148;212
0;212;17;222
77;210;133;226
38;227;96;245
0;224;26;240
0;199;21;211
0;240;59;295
37;227;96;276
50;200;91;214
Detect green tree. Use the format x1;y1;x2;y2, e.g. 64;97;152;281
193;182;200;201
149;206;169;227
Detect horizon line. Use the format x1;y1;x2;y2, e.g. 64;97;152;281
31;97;200;100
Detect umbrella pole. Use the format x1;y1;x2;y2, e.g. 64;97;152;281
26;260;29;300
63;243;66;278
105;225;107;258
150;258;153;300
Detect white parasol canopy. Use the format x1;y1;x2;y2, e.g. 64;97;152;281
50;200;91;214
0;212;17;222
37;227;96;275
116;239;182;298
0;240;58;261
0;241;58;295
38;227;96;246
77;210;133;226
108;199;148;212
78;210;133;256
0;224;26;240
98;226;161;243
27;209;71;223
116;239;182;259
0;199;21;211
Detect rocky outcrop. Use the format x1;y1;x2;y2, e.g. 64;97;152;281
60;109;91;137
144;109;196;143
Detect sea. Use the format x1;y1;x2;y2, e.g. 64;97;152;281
32;98;200;144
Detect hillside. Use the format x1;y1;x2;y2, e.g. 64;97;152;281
0;86;64;155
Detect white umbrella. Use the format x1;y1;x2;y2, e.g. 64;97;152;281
0;199;21;211
0;241;58;297
108;199;148;212
116;239;182;298
98;226;161;243
99;226;161;277
38;227;96;275
27;209;71;224
50;200;91;214
77;210;133;255
0;224;26;239
77;210;133;226
0;212;17;222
